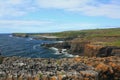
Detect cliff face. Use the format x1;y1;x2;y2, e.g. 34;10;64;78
42;41;120;57
41;42;70;49
68;41;89;55
97;47;120;57
84;44;103;57
41;41;86;55
41;41;87;55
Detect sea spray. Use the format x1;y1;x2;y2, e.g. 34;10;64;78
49;47;74;57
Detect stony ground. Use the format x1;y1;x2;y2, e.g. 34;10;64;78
0;56;120;80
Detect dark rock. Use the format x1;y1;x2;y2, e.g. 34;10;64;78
97;46;120;57
0;56;4;64
42;41;120;57
41;41;89;56
41;42;71;49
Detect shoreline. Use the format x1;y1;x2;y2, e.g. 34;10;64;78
49;47;79;58
12;33;120;57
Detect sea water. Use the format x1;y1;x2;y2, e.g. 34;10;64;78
0;34;74;58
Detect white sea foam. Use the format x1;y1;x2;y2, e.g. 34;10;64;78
50;47;74;57
57;41;64;43
54;41;64;43
33;44;40;49
50;47;59;51
27;38;33;41
9;35;13;37
74;55;79;57
49;47;61;54
64;53;74;57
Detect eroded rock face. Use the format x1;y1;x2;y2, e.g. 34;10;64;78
84;44;103;57
41;42;71;49
42;41;120;57
97;47;120;57
69;41;89;55
42;41;89;55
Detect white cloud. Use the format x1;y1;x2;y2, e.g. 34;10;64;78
36;0;90;9
0;20;53;33
0;20;100;33
0;0;36;17
0;19;117;33
0;0;120;18
53;23;100;31
0;20;52;26
36;0;120;18
68;1;120;18
7;0;23;5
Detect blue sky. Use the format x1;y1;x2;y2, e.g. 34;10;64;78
0;0;120;33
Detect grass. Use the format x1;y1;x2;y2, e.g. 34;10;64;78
13;28;120;38
104;40;120;47
52;28;120;38
13;28;120;47
52;28;120;47
39;73;43;79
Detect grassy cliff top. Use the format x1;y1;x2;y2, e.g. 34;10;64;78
13;28;120;38
13;28;120;46
52;28;120;47
52;28;120;38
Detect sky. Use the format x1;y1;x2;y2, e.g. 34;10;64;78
0;0;120;33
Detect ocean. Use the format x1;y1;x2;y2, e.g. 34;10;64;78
0;34;73;58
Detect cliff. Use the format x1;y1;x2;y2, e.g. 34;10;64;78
12;28;120;57
42;40;120;57
41;27;120;57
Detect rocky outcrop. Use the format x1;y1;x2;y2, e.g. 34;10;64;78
0;56;98;80
41;42;70;49
97;46;120;57
33;37;65;41
84;43;104;57
42;41;120;57
0;56;120;80
74;56;120;80
0;56;4;64
41;41;89;55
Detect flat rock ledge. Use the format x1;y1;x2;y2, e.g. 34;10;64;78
0;56;120;80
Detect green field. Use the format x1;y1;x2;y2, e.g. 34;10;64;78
13;28;120;47
52;28;120;38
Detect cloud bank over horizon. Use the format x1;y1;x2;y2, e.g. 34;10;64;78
0;0;120;33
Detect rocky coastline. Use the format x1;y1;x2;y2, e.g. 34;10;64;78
10;30;120;80
12;33;120;57
0;56;120;80
41;41;120;57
